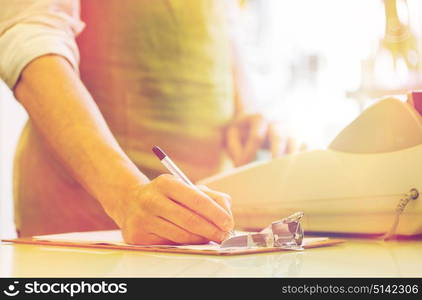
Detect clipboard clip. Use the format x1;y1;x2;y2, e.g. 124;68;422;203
220;212;304;249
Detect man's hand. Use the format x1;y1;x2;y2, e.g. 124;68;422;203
14;55;234;245
119;174;234;245
225;113;304;167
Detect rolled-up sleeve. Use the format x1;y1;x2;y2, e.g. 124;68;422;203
0;0;85;89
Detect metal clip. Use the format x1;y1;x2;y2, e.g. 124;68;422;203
220;212;304;249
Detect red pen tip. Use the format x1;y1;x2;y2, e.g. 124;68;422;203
152;146;166;160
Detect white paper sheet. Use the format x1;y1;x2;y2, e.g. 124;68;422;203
33;230;328;251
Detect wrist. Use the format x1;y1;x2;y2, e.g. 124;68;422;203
94;160;149;227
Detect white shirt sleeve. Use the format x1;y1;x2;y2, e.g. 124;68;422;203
0;0;85;89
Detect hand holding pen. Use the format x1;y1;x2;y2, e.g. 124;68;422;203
153;146;235;237
117;146;234;245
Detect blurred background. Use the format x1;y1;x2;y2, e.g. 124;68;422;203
236;0;422;148
2;0;422;237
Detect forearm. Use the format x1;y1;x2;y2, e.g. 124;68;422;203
14;54;149;225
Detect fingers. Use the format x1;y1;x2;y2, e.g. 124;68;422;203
155;175;234;232
153;193;229;242
286;137;308;154
226;125;243;166
121;175;235;245
285;137;297;154
242;114;268;164
226;113;308;165
197;185;232;215
268;122;287;158
268;123;307;157
123;227;174;245
300;143;308;151
226;114;268;166
150;217;209;244
124;217;212;245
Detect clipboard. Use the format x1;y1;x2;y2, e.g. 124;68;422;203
1;230;345;256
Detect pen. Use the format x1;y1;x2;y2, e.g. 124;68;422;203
152;146;195;187
152;145;235;238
